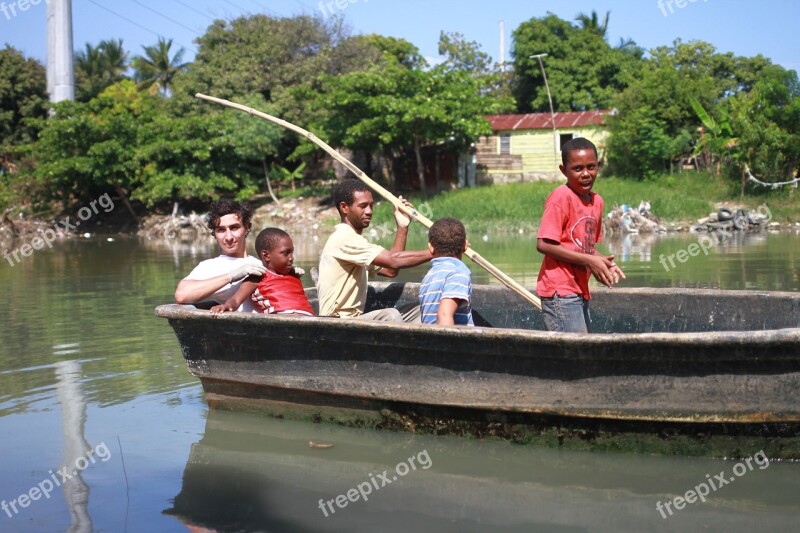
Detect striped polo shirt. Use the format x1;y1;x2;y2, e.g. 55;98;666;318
419;257;474;325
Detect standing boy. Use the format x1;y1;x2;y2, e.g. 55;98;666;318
211;227;315;317
536;138;625;333
419;218;474;326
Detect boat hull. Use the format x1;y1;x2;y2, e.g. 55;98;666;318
156;283;800;456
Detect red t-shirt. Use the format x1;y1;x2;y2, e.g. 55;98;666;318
536;184;604;300
251;270;315;316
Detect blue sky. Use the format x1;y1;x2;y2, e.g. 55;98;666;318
1;0;798;74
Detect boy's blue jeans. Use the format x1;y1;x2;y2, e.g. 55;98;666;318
541;293;590;333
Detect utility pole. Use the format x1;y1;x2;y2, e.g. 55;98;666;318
530;53;558;175
46;0;75;103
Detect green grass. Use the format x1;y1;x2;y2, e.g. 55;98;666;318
368;173;799;232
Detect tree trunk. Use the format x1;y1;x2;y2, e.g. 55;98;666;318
741;167;746;199
434;150;441;191
262;159;281;205
114;183;138;223
414;137;427;198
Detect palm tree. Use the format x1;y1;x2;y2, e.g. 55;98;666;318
98;39;128;80
131;37;188;96
74;39;129;101
575;10;611;39
615;37;645;59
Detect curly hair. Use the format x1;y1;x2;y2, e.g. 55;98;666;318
333;179;372;215
428;218;466;257
255;227;290;256
561;137;598;166
206;199;253;231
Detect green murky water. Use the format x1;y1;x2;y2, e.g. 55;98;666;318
1;231;799;532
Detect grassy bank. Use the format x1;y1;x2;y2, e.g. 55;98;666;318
368;173;799;232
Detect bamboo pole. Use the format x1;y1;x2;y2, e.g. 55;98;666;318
196;93;542;310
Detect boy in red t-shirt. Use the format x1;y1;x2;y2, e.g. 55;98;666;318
211;227;315;317
536;138;625;333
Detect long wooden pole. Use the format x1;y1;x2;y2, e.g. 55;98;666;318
196;93;542;310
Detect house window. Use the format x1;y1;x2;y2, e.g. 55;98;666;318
499;133;511;155
559;133;576;150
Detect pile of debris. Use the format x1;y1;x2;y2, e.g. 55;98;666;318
604;201;666;235
690;207;771;233
138;212;209;240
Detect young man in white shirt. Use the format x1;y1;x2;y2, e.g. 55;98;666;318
174;200;267;312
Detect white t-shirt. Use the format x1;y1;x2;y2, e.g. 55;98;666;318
184;255;260;312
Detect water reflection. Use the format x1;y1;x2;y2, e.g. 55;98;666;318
166;410;800;532
55;360;92;533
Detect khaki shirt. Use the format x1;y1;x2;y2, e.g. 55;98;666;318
318;224;384;317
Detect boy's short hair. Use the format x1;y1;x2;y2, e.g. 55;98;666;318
255;227;290;255
333;179;372;214
206;199;252;231
428;218;466;257
561;137;598;166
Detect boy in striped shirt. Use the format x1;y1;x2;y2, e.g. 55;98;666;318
419;218;474;326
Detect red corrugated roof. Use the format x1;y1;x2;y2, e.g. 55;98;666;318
486;110;614;131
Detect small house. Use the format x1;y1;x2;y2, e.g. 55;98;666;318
476;110;614;184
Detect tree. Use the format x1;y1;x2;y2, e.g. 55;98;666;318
26;81;146;216
315;41;512;196
0;46;48;152
511;14;640;112
224;93;286;203
729;65;800;194
132;37;188;96
75;39;129;102
575;10;610;39
606;40;773;178
437;31;513;105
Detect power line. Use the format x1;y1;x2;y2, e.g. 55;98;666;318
84;0;195;53
85;0;162;40
128;0;200;34
173;0;215;23
222;0;249;14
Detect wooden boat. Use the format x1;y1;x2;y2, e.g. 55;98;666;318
155;283;800;457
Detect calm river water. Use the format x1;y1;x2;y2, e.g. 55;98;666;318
1;229;800;532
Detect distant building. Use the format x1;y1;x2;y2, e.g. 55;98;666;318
477;110;614;184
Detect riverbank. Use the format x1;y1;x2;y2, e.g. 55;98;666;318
2;174;797;249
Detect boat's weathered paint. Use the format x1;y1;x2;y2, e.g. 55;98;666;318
156;283;800;456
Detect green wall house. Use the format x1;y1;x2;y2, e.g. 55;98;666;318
476;110;613;184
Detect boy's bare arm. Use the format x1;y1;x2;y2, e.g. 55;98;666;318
536;238;625;288
210;280;259;316
436;298;462;325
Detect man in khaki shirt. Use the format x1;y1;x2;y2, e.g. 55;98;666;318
318;179;432;320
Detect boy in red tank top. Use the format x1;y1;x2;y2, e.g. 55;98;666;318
211;227;315;317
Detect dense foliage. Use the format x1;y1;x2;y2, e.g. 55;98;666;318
1;11;797;216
